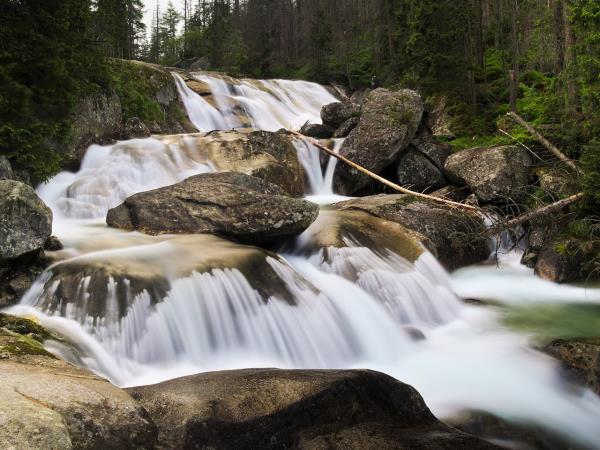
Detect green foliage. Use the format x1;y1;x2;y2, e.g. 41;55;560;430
107;60;164;123
581;139;600;212
0;0;105;183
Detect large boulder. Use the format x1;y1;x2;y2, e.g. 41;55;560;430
128;368;500;450
333;195;490;271
444;145;532;203
0;180;52;260
334;89;424;195
0;314;158;449
396;151;446;192
107;172;319;245
397;132;451;192
178;130;306;196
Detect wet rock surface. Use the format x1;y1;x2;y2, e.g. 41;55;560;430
179;130;307;196
0;314;158;450
333;195;489;271
334;88;424;195
128;368;501;450
107;172;319;245
545;338;600;396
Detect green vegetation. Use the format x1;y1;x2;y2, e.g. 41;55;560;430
108;60;165;123
0;0;105;183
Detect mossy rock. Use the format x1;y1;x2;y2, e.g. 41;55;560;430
0;314;56;359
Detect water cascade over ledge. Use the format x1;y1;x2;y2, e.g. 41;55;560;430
5;71;600;449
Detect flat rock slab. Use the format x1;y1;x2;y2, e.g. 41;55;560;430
128;368;501;450
0;314;157;449
106;172;319;245
333;195;490;271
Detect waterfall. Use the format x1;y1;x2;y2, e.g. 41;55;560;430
174;72;337;132
6;70;600;449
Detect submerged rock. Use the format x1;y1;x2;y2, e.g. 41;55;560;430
0;314;158;449
334;89;424;195
177;130;306;196
545;338;600;396
107;172;319;245
444;145;532;203
0;180;52;261
128;368;500;450
333;195;489;271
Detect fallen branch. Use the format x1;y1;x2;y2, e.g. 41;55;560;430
507;112;579;172
490;192;584;232
290;130;478;212
498;128;543;161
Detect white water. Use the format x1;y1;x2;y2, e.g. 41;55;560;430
175;72;337;132
5;71;600;448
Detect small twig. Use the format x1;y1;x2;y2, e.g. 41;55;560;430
290;130;479;213
498;128;543;161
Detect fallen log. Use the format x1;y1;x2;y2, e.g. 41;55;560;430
489;192;584;233
290;130;478;212
507;112;579;173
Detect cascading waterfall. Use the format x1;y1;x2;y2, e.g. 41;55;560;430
6;70;600;449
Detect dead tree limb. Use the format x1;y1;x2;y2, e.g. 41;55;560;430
489;192;584;233
290;131;479;212
498;128;543;161
507;112;579;172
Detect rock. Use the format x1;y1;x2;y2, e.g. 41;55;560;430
44;235;64;251
0;180;52;260
185;78;212;97
0;314;158;449
107;172;319;245
334;89;424;195
535;240;582;283
0;254;49;307
174;56;211;71
122;117;151;139
176;130;306;196
333;117;360;138
0;156;14;180
538;167;580;198
301;209;427;263
430;185;470;203
30;233;306;319
321;101;357;128
412;131;452;169
333;195;490;271
300;123;334;139
444;145;532;203
424;95;455;139
396;149;447;192
128;368;500;450
545;338;600;396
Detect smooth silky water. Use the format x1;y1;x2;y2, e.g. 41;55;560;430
5;72;600;448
